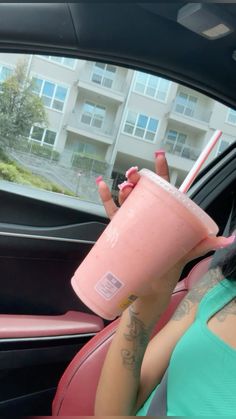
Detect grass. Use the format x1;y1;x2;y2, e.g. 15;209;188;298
0;149;76;196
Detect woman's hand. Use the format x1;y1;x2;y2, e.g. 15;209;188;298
97;152;170;219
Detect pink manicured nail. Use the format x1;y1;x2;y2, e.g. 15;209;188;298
154;149;166;158
118;181;134;191
95;176;103;185
125;166;138;178
218;235;236;249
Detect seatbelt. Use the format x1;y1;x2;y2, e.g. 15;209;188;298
147;194;235;416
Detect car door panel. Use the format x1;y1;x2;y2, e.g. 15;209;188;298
0;189;108;413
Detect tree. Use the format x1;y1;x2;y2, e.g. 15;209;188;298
0;60;48;146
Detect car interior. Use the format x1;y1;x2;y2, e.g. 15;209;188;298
0;2;236;416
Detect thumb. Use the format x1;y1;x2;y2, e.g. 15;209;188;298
184;235;236;264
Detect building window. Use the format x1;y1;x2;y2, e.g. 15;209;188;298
226;108;236;125
174;92;197;117
38;55;76;69
81;102;106;129
32;77;68;112
123;110;159;142
165;129;187;153
91;62;116;88
133;72;170;101
30;126;57;146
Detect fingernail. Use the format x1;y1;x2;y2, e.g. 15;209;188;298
118;181;134;191
155;149;166;158
125;166;138;178
95;176;103;185
217;235;236;249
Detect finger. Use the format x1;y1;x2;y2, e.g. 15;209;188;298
97;179;118;219
154;151;170;183
118;181;134;206
184;235;236;264
125;166;140;185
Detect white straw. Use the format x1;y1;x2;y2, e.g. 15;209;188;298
179;129;222;194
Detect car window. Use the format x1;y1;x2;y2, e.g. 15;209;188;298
0;53;235;212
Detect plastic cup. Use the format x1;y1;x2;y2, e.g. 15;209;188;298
71;168;218;320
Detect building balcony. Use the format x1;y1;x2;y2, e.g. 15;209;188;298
65;113;116;145
77;79;126;103
161;138;202;171
167;100;212;131
162;138;201;160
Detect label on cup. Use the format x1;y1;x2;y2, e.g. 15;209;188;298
95;272;124;300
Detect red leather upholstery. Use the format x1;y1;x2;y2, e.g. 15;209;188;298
52;256;212;416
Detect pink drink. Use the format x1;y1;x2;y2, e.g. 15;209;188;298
71;169;218;320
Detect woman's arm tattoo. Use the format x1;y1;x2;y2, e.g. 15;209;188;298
121;307;149;378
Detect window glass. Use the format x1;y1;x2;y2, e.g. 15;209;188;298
44;130;56;145
123;111;158;141
31;126;44;141
91;62;116;88
227;109;236;125
33;77;67;112
134;72;170;102
175;92;197;117
0;53;234;209
81;102;106;128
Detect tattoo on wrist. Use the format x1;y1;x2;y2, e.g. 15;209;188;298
121;307;149;378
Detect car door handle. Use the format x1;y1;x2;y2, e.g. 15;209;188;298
0;311;104;339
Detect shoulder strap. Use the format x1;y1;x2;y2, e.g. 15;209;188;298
146;369;168;416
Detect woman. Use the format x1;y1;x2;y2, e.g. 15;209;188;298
95;151;236;416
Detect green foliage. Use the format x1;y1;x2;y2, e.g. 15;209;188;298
0;60;48;145
0;160;75;196
0;147;11;163
71;152;109;175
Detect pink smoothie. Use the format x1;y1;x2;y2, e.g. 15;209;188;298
71;169;218;320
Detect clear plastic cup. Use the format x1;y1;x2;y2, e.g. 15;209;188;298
71;169;218;320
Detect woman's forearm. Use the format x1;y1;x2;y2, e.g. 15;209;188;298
94;291;172;415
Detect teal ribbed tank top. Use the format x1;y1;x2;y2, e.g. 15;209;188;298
136;278;236;416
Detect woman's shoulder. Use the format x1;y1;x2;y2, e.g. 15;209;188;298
187;267;224;304
171;267;223;321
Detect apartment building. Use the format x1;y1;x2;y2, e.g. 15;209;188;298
0;53;236;196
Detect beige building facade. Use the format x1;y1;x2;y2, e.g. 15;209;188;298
1;53;236;192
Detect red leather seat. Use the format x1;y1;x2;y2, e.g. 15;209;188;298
52;256;212;416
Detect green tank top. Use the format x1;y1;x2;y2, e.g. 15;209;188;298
136;278;236;416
